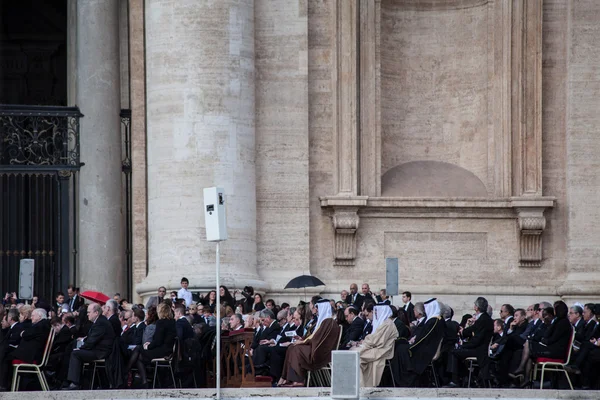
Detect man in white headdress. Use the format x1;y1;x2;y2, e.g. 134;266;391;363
350;304;399;387
278;299;341;387
400;298;445;386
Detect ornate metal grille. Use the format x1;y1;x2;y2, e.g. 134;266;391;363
0;105;82;168
0;105;82;301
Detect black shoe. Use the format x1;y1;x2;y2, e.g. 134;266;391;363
61;382;80;390
443;381;459;388
564;365;581;375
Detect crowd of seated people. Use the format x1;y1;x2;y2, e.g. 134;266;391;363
1;278;600;391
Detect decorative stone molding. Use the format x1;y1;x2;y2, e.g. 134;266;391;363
332;208;360;266
516;208;546;268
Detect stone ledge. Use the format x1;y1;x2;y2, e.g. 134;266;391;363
320;196;555;212
0;387;593;400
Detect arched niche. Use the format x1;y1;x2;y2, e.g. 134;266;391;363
381;161;488;197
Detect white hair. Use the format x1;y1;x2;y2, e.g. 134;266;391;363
33;308;47;319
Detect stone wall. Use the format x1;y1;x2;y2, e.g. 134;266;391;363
255;0;311;295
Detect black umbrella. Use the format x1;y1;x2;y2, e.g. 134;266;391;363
284;275;325;289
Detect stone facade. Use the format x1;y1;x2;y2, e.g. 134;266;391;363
72;0;600;313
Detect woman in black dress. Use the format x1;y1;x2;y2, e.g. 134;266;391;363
253;293;266;312
127;303;176;388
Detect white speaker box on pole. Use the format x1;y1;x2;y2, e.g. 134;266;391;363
19;259;34;300
203;187;227;242
331;350;360;399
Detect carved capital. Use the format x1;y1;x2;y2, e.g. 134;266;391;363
332;208;360;267
516;208;546;268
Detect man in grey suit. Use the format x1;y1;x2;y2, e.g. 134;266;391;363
145;286;167;309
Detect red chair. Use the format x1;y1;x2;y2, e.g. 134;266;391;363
11;328;55;391
532;327;575;390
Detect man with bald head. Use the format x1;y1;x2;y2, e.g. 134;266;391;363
63;303;115;390
349;283;364;310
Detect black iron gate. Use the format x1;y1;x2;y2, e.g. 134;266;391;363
0;105;81;302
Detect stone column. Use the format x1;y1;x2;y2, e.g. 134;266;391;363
77;0;125;294
137;0;266;298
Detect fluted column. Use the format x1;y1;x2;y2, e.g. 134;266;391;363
77;0;124;294
137;0;265;298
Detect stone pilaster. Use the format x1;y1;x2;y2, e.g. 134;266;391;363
333;0;359;196
137;0;265;299
77;0;124;294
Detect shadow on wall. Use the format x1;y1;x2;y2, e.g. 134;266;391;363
381;161;488;197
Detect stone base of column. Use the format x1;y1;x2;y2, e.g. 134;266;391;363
557;272;600;298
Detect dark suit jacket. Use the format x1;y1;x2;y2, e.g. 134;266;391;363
394;318;411;341
359;319;372;340
520;319;541;340
574;318;586;343
259;321;280;342
530;320;547;342
404;302;416;322
277;322;297;344
582;320;598;342
81;315;116;359
108;314;122;337
340;316;364;349
503;316;514;335
131;322;146;346
2;322;24;349
176;317;194;342
53;325;74;354
145;318;176;360
349;293;364;310
68;295;85;312
11;318;51;363
442;319;460;353
461;312;494;369
541;317;572;356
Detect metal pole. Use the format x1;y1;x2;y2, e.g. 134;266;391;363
216;241;221;400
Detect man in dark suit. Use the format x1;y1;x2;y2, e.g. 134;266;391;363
410;302;427;339
402;291;416;322
257;309;280;345
569;305;585;343
348;283;364;310
145;286;167;309
129;308;146;347
103;300;121;337
581;303;598;342
0;310;24;390
67;285;84;312
253;310;295;368
360;283;376;303
63;303;116;390
446;297;494;387
2;308;51;387
493;308;528;385
358;302;374;341
339;306;364;349
500;304;515;336
174;304;193;342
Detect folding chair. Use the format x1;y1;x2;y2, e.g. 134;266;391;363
151;337;178;388
533;327;575;390
425;338;444;388
11;328;55;391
